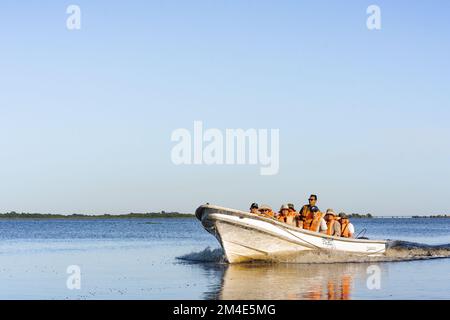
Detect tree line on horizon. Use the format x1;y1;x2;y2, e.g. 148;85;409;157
0;211;195;219
1;211;447;219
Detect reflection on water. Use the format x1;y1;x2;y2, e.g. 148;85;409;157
202;262;387;300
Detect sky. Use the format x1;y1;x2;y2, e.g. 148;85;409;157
0;1;449;216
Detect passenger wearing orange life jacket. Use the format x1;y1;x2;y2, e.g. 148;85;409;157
277;204;289;223
285;203;298;226
293;203;304;228
338;213;355;238
299;194;318;220
258;204;275;218
299;194;321;230
324;209;341;237
287;203;296;214
249;203;259;214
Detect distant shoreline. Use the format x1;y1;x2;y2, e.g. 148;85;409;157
0;211;448;220
0;212;195;220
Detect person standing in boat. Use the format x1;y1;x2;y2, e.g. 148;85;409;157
338;213;355;238
299;195;322;230
324;209;341;237
299;194;319;217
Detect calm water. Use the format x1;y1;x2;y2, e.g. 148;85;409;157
0;218;449;299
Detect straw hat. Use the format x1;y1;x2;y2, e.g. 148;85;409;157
259;204;272;211
325;208;337;216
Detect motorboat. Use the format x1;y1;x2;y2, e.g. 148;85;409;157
195;204;387;263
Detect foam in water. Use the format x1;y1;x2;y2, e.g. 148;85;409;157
385;240;450;260
178;241;450;264
268;241;450;264
177;247;226;263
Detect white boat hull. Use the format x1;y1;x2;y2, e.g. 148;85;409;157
195;204;387;263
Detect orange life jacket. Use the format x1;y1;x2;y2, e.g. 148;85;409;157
277;214;287;222
304;212;323;232
301;205;312;229
300;205;311;219
341;220;351;238
326;219;336;236
264;210;275;218
300;205;324;231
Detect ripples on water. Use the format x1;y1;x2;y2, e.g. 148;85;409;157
178;247;226;263
1;217;449;299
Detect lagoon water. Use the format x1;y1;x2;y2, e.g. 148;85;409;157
0;217;449;300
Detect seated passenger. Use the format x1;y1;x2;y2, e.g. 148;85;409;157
338;213;355;238
258;204;275;218
296;215;304;229
303;206;327;233
324;209;341;237
277;204;290;223
249;203;259;214
286;203;298;226
287;203;297;214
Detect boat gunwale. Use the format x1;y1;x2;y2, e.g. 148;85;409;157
196;204;387;245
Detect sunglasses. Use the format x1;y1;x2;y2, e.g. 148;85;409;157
308;199;315;201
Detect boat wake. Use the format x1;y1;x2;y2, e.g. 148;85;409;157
273;241;450;264
177;241;450;264
177;247;226;263
385;240;450;260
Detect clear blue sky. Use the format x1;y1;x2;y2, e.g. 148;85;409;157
1;1;449;215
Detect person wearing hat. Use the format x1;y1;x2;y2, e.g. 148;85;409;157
277;204;289;223
287;203;296;214
249;203;259;214
338;213;355;238
258;204;274;218
286;203;299;226
324;209;341;236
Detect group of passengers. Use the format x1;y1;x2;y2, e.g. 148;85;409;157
249;194;355;238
